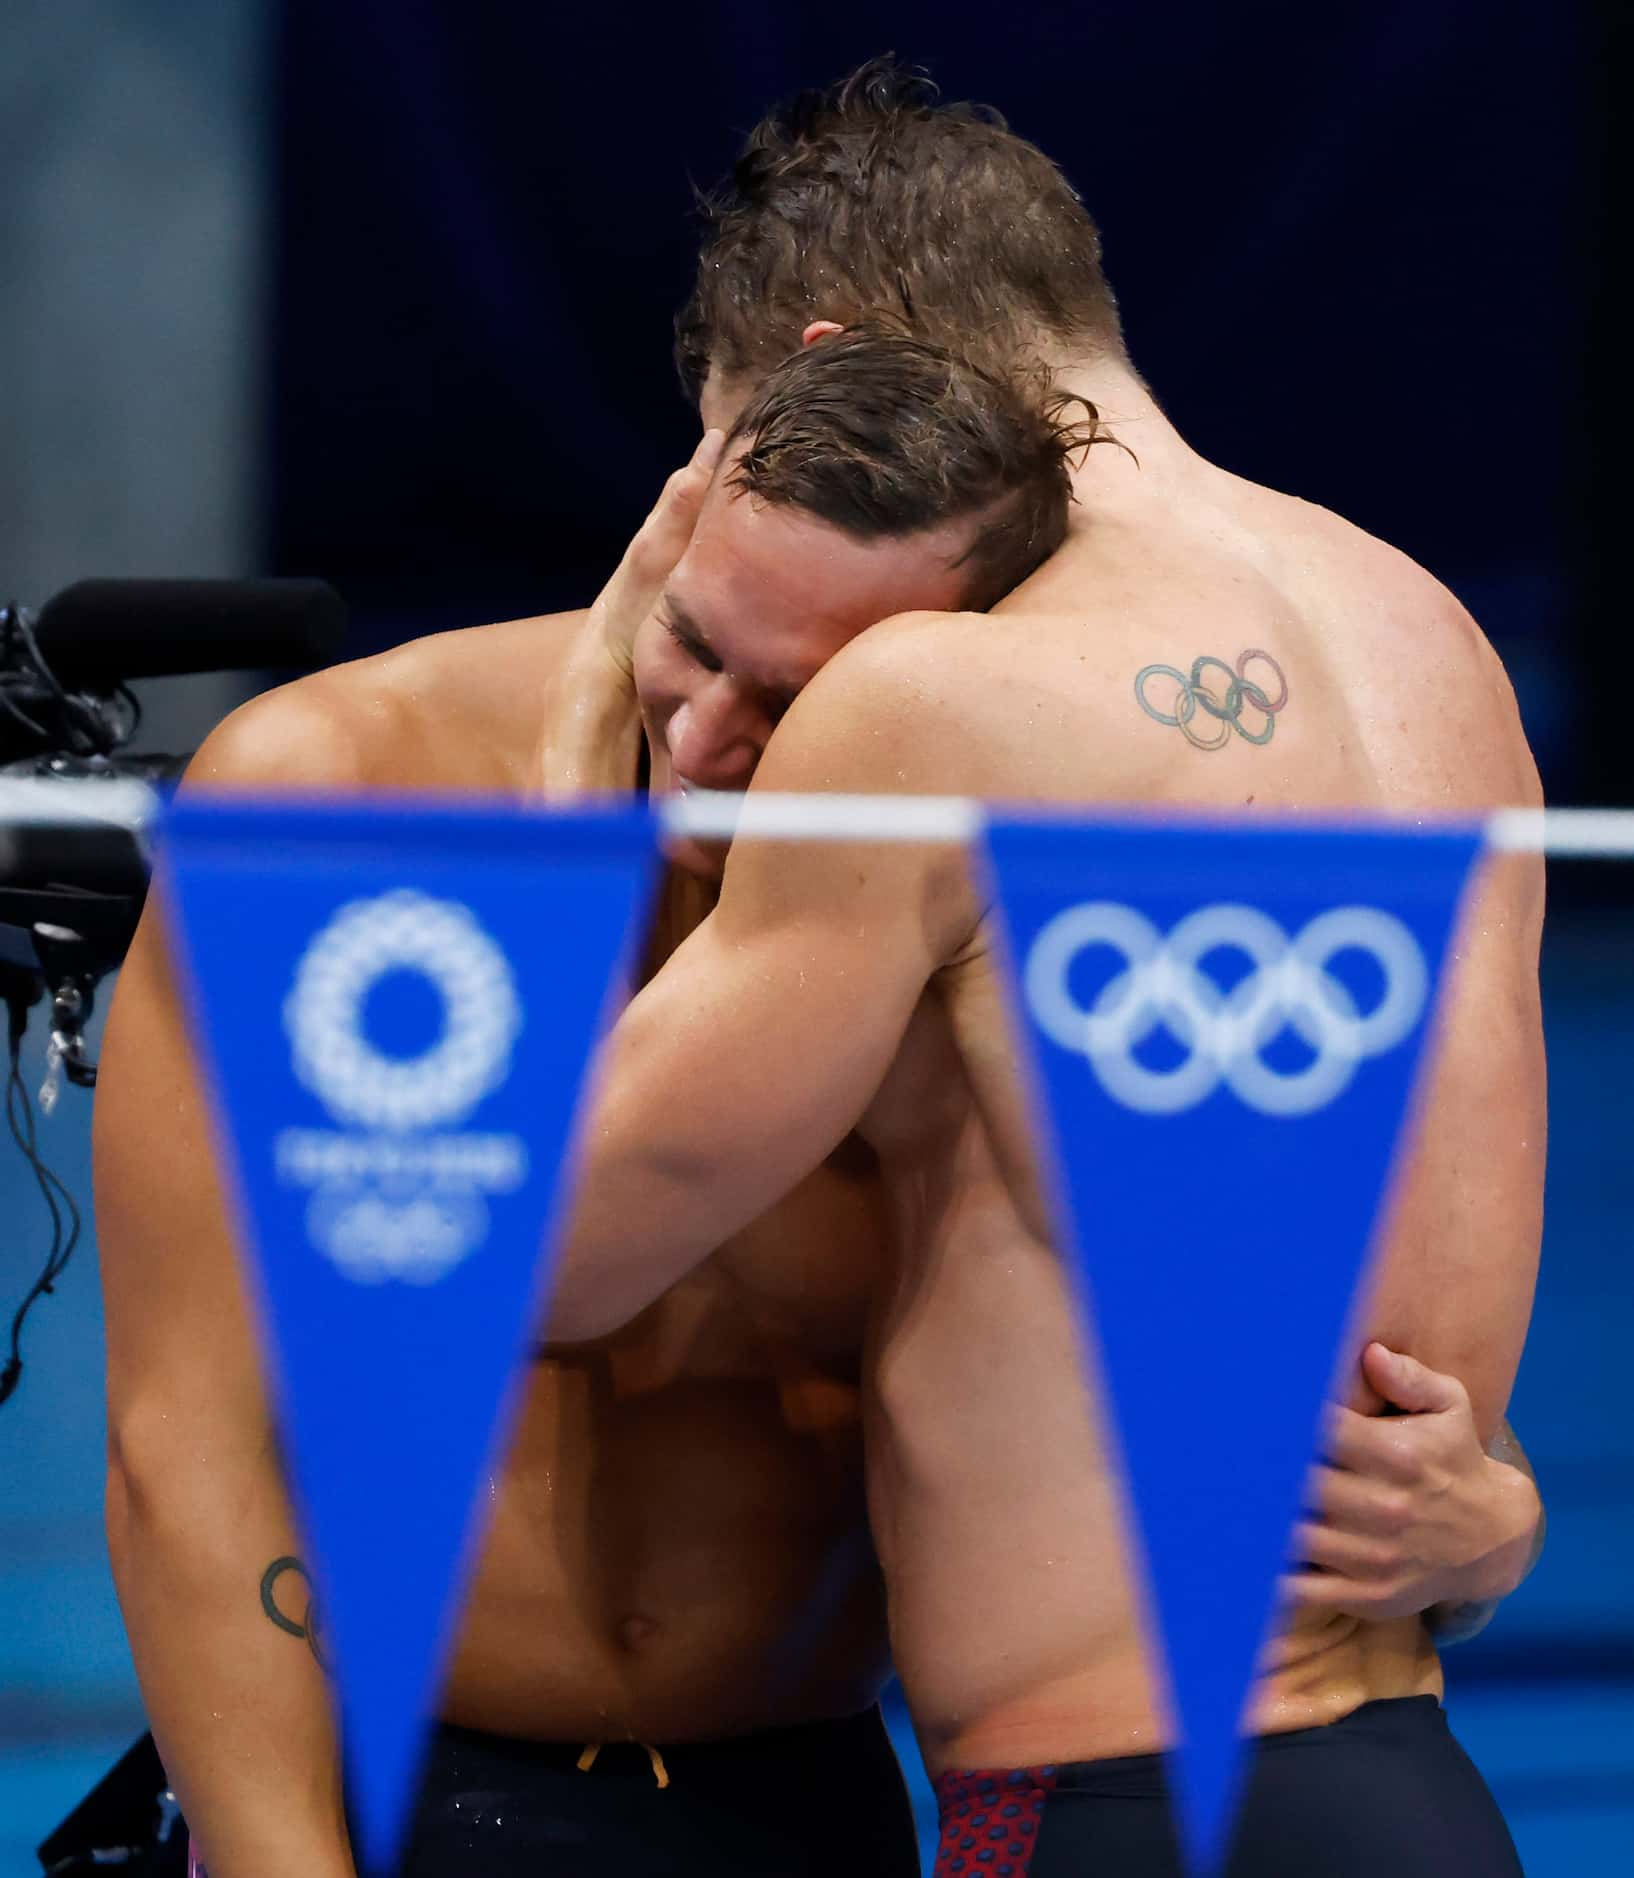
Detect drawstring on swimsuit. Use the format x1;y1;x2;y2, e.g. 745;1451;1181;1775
575;1741;670;1789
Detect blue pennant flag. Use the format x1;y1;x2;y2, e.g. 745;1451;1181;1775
160;794;659;1875
982;811;1482;1878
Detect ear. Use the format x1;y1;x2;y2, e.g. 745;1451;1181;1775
801;320;847;347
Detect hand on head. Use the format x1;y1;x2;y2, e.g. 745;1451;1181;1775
531;430;725;803
591;428;726;681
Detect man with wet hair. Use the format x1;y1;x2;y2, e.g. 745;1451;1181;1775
98;328;1090;1878
674;58;1125;419
541;59;1543;1875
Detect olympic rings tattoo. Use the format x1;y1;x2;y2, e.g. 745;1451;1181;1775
1133;649;1288;750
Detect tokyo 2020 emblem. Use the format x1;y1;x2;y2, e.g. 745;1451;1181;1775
283;889;522;1133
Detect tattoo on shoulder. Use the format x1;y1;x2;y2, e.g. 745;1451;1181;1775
259;1554;331;1673
1134;649;1288;750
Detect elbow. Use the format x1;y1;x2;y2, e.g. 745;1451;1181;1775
537;1229;668;1343
545;1135;722;1343
105;1416;167;1594
106;1391;195;1496
537;1276;641;1347
540;1194;680;1346
104;1394;269;1571
104;1402;186;1567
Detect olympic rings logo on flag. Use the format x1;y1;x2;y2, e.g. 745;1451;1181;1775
1022;902;1429;1117
303;1188;492;1285
284;889;523;1133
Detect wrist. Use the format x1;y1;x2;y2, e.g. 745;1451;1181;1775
1419;1456;1537;1642
538;615;644;799
566;608;640;715
1461;1456;1540;1604
574;597;637;685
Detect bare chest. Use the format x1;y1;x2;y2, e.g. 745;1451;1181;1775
604;1149;890;1393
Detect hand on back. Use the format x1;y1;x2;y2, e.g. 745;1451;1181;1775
1284;1341;1542;1623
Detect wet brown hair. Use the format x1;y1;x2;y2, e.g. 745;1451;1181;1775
676;55;1125;404
722;324;1101;612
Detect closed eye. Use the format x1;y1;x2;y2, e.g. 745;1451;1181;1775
663;612;723;674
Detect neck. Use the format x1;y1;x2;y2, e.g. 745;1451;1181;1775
1048;352;1204;512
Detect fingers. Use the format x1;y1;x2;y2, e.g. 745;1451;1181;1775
1278;1569;1413;1618
669;426;725;497
1361;1341;1468;1416
1304;1462;1416;1539
1281;1569;1349;1609
1290;1518;1402;1579
627;430;726;585
1323;1404;1426;1483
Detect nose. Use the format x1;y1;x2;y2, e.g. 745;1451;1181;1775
666;680;766;790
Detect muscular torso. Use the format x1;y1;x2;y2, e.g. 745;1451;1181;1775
262;616;893;1741
855;470;1546;1770
446;1156;890;1740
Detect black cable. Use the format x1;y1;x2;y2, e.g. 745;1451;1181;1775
7;602;116;752
0;604;143;1407
0;986;84;1407
1;601;133;761
0;653;54;744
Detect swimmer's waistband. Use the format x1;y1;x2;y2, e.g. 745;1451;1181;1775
929;1697;1523;1878
195;1705;921;1878
418;1703;900;1789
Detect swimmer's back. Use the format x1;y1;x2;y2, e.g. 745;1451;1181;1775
992;468;1539;824
979;466;1545;1425
846;461;1544;1767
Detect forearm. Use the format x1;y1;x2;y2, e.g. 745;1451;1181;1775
107;1447;355;1878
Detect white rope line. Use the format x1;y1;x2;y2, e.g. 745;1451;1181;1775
0;777;159;832
665;788;982;843
1484;807;1634;856
5;777;1634;857
661;793;1634;859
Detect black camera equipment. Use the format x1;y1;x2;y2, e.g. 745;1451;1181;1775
0;578;345;1408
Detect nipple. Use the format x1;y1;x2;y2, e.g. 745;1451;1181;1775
616;1611;663;1653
